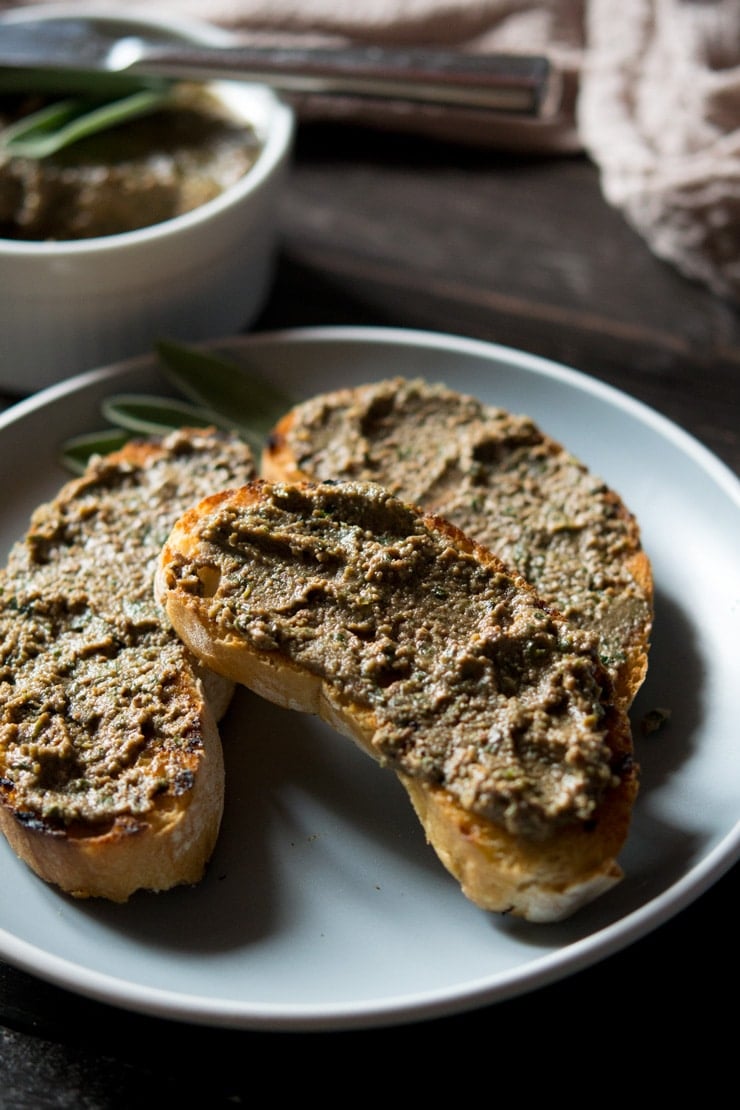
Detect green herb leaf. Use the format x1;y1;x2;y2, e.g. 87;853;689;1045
155;339;292;448
1;87;172;160
0;66;168;99
60;428;131;475
59;341;295;475
101;393;219;435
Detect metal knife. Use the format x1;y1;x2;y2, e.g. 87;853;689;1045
0;15;560;117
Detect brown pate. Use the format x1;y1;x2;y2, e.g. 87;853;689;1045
0;428;256;831
0;84;262;241
161;479;632;840
265;377;653;707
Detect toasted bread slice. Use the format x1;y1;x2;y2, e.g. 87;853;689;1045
155;479;638;922
0;427;257;901
263;377;653;710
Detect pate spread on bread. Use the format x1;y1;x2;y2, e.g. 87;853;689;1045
0;427;257;901
262;377;653;711
155;478;638;922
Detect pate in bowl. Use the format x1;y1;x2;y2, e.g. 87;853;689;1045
0;4;295;393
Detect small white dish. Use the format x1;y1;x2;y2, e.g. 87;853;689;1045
0;326;738;1032
0;4;295;393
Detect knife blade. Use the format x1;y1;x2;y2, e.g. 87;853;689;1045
0;16;560;117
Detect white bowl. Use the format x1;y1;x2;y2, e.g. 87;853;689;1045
0;4;295;393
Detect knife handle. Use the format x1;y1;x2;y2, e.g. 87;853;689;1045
128;43;561;118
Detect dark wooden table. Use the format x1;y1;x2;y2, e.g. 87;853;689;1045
1;122;738;1102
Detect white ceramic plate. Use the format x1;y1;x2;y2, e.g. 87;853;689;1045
0;326;738;1032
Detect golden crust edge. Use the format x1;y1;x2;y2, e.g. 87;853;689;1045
0;670;225;903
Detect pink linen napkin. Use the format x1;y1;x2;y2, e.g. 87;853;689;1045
3;0;739;303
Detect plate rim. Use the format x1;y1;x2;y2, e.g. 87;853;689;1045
3;323;739;501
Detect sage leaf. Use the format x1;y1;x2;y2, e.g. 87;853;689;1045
59;340;296;474
60;428;131;475
101;393;218;435
0;66;167;100
1;87;172;160
155;339;292;445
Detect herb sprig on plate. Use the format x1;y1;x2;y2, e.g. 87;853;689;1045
60;339;294;475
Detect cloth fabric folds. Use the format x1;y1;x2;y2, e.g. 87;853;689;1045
579;0;740;303
3;0;740;303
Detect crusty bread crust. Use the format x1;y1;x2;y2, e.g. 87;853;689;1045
263;378;654;711
156;479;638;922
0;428;256;901
0;666;224;903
